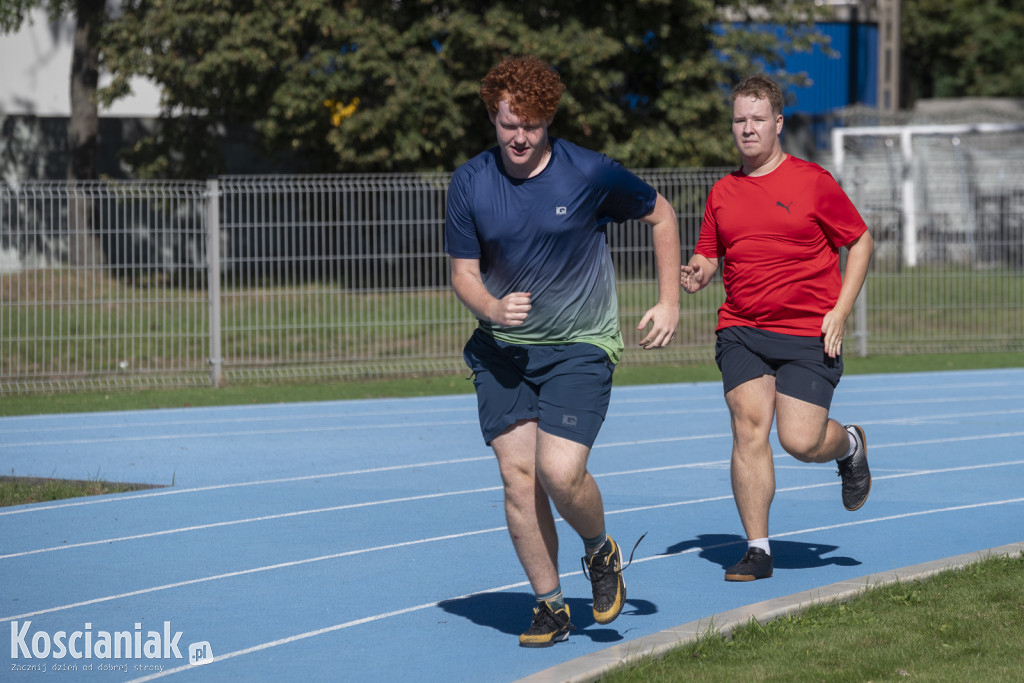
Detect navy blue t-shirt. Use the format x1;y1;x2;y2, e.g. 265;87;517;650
445;138;656;363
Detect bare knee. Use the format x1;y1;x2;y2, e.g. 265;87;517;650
537;461;586;507
777;422;832;462
492;419;540;493
776;398;834;463
535;435;592;508
726;382;776;454
497;456;533;490
779;432;820;462
730;409;774;459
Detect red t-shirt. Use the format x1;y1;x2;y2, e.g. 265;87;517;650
695;156;867;336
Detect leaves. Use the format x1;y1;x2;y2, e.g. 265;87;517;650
98;0;828;177
902;0;1024;101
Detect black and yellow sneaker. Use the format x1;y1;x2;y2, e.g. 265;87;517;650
518;601;573;648
581;536;625;625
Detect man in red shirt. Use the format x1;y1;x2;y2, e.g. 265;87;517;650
681;74;874;581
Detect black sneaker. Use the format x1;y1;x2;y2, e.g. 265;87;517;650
724;547;773;582
838;424;871;511
581;536;625;624
518;601;573;648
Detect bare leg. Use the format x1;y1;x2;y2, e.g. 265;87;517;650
775;393;850;463
491;419;560;595
536;429;604;540
725;376;777;541
492;421;606;595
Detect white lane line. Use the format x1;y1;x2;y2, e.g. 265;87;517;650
0;393;478;424
0;406;478;435
121;495;1024;682
0;526;510;624
612;379;1024;403
4;399;1021;447
7;455;1023;560
0;418;482;448
3;453;1023;620
3;425;1022;531
610;403;1024;420
0;487;504;560
0;456;493;516
124;576;533;683
600;459;1024;516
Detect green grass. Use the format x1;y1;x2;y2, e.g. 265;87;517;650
4;267;1021;385
604;551;1024;682
864;267;1024;354
0;474;161;507
1;349;1020;417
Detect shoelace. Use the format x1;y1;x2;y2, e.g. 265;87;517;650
837;455;861;477
580;532;647;581
529;602;574;633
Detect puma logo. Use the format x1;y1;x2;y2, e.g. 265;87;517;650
777;201;793;214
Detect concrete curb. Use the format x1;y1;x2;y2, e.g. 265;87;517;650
516;541;1024;683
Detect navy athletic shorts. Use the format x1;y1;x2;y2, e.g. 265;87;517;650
715;326;843;409
462;329;615;447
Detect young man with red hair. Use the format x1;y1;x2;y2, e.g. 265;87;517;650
446;55;681;646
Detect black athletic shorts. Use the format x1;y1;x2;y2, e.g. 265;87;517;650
714;326;843;409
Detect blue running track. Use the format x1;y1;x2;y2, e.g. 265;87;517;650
2;368;1023;681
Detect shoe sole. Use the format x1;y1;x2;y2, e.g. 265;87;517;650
843;425;871;511
592;541;625;625
519;630;569;648
724;570;773;582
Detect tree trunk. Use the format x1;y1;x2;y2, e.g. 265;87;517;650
66;0;106;267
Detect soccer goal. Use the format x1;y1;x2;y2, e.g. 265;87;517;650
831;122;1024;269
831;121;1024;357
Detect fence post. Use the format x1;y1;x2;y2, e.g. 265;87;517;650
206;178;223;387
844;172;870;358
901;127;917;267
854;286;868;357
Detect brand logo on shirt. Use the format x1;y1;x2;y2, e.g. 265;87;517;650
776;201;793;214
555;206;567;215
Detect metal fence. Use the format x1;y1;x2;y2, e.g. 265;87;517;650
833;123;1024;356
2;161;1022;395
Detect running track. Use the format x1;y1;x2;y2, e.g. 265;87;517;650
2;368;1023;681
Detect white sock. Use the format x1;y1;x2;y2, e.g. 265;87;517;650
748;538;771;556
836;429;857;461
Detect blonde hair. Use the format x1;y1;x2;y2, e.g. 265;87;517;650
732;74;784;116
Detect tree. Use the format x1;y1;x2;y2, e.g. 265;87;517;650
1;0;105;266
66;0;103;183
99;0;829;178
902;0;1024;104
1;0;104;183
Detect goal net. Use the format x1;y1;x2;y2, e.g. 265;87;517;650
830;122;1024;356
832;122;1024;269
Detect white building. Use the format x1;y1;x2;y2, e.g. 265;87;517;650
0;6;161;118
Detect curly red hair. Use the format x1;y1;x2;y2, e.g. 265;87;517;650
480;56;565;124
